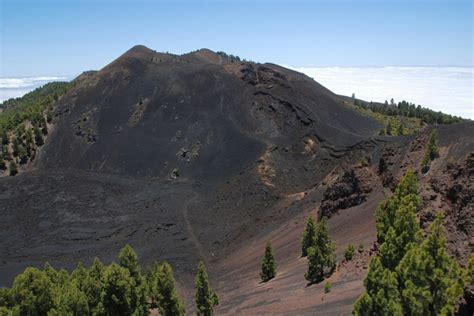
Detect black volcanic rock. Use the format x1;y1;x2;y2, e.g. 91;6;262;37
40;46;381;180
1;46;473;315
0;46;385;288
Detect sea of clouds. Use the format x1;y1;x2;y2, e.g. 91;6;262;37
292;67;473;119
0;76;68;103
1;68;472;119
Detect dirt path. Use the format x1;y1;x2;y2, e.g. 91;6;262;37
182;191;205;260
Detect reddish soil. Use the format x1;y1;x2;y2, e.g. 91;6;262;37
0;45;472;315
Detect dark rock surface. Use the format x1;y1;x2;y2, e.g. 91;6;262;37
0;45;472;315
319;166;375;219
0;46;382;287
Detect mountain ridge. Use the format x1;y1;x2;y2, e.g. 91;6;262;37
0;45;472;315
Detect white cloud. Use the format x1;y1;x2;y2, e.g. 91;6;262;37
0;76;68;102
1;69;473;120
291;66;473;119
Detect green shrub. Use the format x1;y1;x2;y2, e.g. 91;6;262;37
344;244;355;261
9;161;17;176
324;281;332;293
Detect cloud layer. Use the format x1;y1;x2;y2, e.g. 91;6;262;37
1;68;473;119
0;77;68;103
292;67;473;119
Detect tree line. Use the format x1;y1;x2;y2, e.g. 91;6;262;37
0;245;218;316
353;97;464;125
0;82;74;176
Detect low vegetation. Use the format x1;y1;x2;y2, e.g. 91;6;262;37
349;96;464;137
215;51;253;63
0;81;73;176
353;97;463;125
344;244;355;261
215;51;242;63
0;246;218;316
324;281;332;293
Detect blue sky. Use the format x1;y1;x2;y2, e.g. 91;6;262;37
1;0;473;77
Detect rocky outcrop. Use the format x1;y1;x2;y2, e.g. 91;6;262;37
428;153;474;246
319;165;375;218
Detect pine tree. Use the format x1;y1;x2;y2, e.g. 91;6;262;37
305;218;336;284
9;161;17;176
17;144;28;164
70;260;104;315
100;263;136;316
422;129;439;170
118;244;148;315
195;261;219;316
354;171;420;315
10;267;54;315
260;241;277;282
357;171;465;316
146;262;161;309
394;170;419;198
70;262;88;291
397;122;405;136
386;120;393;136
315;218;336;274
86;258;105;314
375;170;420;244
379;200;421;270
1;129;8;146
301;215;317;257
0;288;11;308
353;257;403;315
119;245;143;287
33;126;44;146
2;144;9;161
305;246;324;284
396;212;465;315
25;129;34;152
48;281;89;316
154;262;185;316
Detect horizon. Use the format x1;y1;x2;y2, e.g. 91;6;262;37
1;58;473;119
1;0;473;118
1;0;473;77
0;2;473;314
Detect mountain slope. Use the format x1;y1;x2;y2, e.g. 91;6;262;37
0;45;472;315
